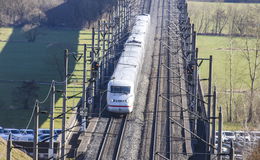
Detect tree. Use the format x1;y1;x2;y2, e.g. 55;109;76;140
233;8;253;36
0;0;62;26
12;81;39;109
240;29;260;123
228;36;234;122
22;24;39;42
211;4;228;35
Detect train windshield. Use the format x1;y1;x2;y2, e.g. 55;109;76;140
111;86;131;94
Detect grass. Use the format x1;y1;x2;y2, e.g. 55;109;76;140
188;1;260;129
197;35;259;127
197;35;258;89
0;137;32;160
0;27;92;128
41;30;93;128
216;122;256;131
222;122;244;131
187;1;260;9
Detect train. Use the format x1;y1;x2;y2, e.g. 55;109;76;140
106;14;150;113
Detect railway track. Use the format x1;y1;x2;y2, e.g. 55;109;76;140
78;0;195;159
140;0;192;159
96;115;128;160
150;0;166;159
94;0;149;158
78;0;151;159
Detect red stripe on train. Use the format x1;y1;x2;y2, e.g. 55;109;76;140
108;105;132;108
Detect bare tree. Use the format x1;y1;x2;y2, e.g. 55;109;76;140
228;36;234;122
211;4;228;35
0;0;63;26
240;28;260;123
233;8;253;36
22;24;39;42
188;4;206;33
224;54;229;121
201;7;211;34
203;13;211;33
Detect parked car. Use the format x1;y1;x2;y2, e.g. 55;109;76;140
214;143;231;154
250;131;260;141
38;134;58;142
223;131;236;142
19;129;34;141
0;129;9;140
54;129;62;136
222;143;231;154
38;129;50;135
20;129;34;135
235;131;251;142
20;134;34;141
39;134;50;142
3;128;23;141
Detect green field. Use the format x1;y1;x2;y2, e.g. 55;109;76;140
197;35;258;89
188;1;260;129
197;35;259;126
0;27;92;128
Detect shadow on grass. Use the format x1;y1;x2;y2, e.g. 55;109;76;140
0;0;114;128
0;27;80;128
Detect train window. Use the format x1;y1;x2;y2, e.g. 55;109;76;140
111;86;131;94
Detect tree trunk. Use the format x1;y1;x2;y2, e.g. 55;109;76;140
247;84;255;123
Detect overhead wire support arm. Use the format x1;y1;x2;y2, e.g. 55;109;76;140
167;80;204;104
160;94;209;122
161;37;182;54
155;152;170;160
161;63;191;84
169;117;216;150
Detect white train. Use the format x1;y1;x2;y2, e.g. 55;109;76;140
106;14;150;113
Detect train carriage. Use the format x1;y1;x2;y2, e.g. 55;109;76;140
107;14;150;113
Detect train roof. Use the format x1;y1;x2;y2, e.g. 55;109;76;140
110;14;150;86
112;45;142;82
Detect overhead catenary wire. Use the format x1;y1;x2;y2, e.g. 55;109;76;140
38;81;55;104
24;81;55;130
24;61;84;131
24;49;86;130
25;101;37;130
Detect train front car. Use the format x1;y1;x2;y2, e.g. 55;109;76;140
107;80;135;113
106;14;150;114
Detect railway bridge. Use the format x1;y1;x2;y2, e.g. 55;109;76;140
48;0;219;159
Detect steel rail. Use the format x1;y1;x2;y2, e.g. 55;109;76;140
96;115;128;160
96;117;114;160
150;0;166;159
166;0;172;159
114;115;128;160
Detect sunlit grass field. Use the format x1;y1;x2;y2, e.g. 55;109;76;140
0;27;92;128
0;137;32;160
197;35;258;90
197;35;259;128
